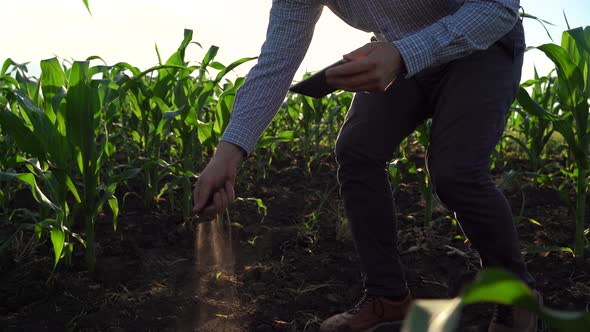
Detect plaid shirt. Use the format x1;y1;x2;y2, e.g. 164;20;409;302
221;0;521;155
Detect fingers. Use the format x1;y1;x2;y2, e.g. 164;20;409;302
193;179;211;214
328;68;395;92
202;188;231;217
201;191;221;216
327;70;381;92
326;57;375;78
326;41;402;93
347;78;396;93
343;43;375;62
203;185;235;216
201;181;235;217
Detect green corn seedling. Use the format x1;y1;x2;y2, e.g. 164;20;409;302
517;26;590;258
402;269;590;332
414;121;434;226
116;30;253;220
0;58;130;272
509;68;558;171
265;87;349;175
152;31;253;220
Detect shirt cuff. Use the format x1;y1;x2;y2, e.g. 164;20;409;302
220;120;259;156
393;28;436;78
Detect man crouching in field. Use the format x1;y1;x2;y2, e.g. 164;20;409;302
192;0;542;331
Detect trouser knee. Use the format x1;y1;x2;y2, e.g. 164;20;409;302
335;131;390;186
428;159;491;209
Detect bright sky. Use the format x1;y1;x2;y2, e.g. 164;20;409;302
1;0;589;82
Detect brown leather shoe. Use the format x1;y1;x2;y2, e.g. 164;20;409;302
488;290;543;332
320;293;412;332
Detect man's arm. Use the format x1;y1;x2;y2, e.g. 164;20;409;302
220;0;323;155
393;0;521;77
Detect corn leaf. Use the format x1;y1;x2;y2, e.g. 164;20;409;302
112;62;142;77
520;12;554;41
50;227;65;268
214;57;256;83
0;75;19;88
537;43;585;109
210;62;226;71
108;195;119;231
0;104;46;158
259;130;296;148
66;61;99;166
561;28;590;139
403;269;590;332
156;107;185;135
154;30;193;97
402;298;462;332
40;58;66;118
214;91;234;136
183;105;199;127
201;46;219;73
82;0;91;15
65;175;81;203
553;119;587;168
66;61;90;147
1;58;15;76
516;87;561;121
462;269;590;331
0;172;60;211
196;121;214;146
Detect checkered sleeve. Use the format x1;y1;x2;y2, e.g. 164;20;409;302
220;0;323;155
393;0;520;77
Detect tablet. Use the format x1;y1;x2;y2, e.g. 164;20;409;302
289;59;348;98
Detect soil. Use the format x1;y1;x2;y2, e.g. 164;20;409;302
1;154;589;332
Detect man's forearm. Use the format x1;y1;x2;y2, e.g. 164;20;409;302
220;0;323;156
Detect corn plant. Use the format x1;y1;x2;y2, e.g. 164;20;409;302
414;121;434;226
508;68;559;171
0;60;22;211
263;90;350;174
117;65;190;209
387;157;404;195
115;30;254;220
111;30;205;210
402;268;590;332
115;30;254;219
517;26;590;258
387;122;434;227
166;40;253;221
0;58;128;272
81;0;90;14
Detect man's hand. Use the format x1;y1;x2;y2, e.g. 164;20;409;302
326;42;406;93
193;141;244;217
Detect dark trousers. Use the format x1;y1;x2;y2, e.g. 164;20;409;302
335;21;536;297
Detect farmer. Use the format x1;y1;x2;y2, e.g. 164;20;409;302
193;0;541;331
